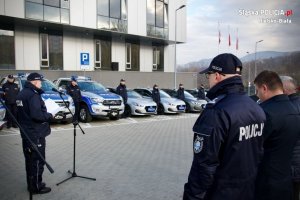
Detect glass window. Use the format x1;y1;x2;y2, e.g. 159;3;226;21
25;1;43;20
128;43;139;71
97;0;109;16
27;0;43;4
44;5;60;23
164;4;168;28
110;18;119;31
60;0;70;9
121;0;127;20
95;40;101;66
48;34;63;70
61;9;70;24
156;0;164;28
44;0;60;7
147;0;155;26
97;16;110;29
0;29;15;69
110;0;121;19
153;46;164;71
101;40;111;70
40;34;49;67
125;43;131;69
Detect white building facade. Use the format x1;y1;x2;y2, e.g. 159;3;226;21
0;0;186;72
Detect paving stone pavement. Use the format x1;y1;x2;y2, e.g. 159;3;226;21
0;114;199;200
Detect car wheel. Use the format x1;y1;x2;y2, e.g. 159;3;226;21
186;104;191;113
157;104;165;115
79;105;92;123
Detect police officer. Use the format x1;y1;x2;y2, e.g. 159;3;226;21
177;83;185;101
281;75;300;200
66;77;82;123
16;72;52;194
254;71;300;200
197;84;206;100
2;74;19;128
183;53;266;200
116;79;128;117
152;84;161;114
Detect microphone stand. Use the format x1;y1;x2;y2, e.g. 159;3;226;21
53;90;96;186
0;98;54;200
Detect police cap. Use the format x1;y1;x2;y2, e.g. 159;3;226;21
27;73;45;81
200;53;242;74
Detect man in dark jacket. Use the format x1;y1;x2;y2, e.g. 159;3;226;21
254;71;300;200
197;84;206;100
66;77;82;123
177;83;185;101
2;74;19;128
281;75;300;200
152;84;161;105
16;73;52;194
183;53;266;200
116;79;128;117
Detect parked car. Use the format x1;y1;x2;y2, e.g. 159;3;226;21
162;89;207;113
0;101;6;130
55;77;124;122
133;88;186;114
108;88;157;116
0;73;75;124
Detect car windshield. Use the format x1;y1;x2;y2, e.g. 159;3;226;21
21;79;58;92
184;91;195;98
159;90;171;98
128;90;142;98
77;81;106;92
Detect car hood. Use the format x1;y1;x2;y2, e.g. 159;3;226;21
42;91;70;101
161;97;185;105
83;91;121;100
128;98;156;105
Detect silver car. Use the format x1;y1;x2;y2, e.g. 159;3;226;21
0;101;6;130
133;88;186;114
127;90;157;116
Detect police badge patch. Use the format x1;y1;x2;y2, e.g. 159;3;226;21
194;135;204;153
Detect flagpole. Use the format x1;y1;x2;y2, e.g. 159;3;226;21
228;25;231;52
236;28;238;56
218;21;220;54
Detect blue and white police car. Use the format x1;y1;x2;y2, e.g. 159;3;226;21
55;76;124;122
0;74;75;124
0;101;6;130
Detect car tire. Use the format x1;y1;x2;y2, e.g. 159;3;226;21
157;104;165;115
79;104;93;123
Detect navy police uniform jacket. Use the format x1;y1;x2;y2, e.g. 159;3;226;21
255;94;300;200
290;94;300;182
16;81;52;142
152;88;161;104
116;84;128;104
2;81;19;104
183;76;266;200
177;88;185;101
67;84;82;103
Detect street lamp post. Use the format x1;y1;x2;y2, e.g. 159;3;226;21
246;51;251;95
174;5;186;89
254;40;263;78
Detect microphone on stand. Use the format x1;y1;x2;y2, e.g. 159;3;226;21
52;88;65;95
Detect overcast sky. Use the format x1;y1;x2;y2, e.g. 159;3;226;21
177;0;300;65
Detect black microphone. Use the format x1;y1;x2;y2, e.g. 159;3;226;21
52;88;65;95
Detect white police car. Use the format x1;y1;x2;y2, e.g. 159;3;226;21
55;76;124;122
0;74;75;124
133;88;186;114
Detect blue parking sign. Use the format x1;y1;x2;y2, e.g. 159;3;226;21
80;53;89;65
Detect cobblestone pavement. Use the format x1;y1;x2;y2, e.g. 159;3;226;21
0;113;199;200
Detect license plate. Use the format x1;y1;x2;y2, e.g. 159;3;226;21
178;106;185;110
110;111;119;117
147;107;155;112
